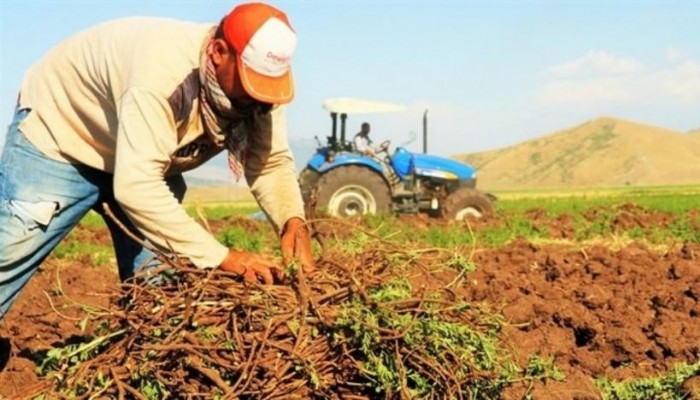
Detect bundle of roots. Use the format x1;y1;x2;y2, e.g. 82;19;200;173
27;242;512;400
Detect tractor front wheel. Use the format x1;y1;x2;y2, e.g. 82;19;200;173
314;166;391;218
440;188;495;220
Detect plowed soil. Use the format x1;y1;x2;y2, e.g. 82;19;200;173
1;207;699;399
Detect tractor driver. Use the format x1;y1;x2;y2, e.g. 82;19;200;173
353;122;388;157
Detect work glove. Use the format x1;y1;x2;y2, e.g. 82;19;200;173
219;250;283;285
280;217;315;274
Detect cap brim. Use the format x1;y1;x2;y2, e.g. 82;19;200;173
238;56;294;105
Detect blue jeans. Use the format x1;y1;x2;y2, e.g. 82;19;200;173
0;108;186;319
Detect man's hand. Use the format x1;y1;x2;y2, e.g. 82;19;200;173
219;250;282;284
280;217;315;274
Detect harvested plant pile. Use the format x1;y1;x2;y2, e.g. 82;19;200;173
26;240;560;399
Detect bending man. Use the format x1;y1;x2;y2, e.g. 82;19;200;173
0;2;314;318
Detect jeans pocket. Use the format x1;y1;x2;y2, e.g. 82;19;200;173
0;199;59;267
3;199;58;230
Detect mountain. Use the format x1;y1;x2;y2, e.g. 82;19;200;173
454;117;700;190
183;137;318;187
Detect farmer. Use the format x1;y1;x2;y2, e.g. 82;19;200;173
353;122;388;157
0;2;314;319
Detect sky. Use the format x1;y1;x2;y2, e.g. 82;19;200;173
1;0;699;170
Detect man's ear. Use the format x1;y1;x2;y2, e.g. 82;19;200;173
210;38;230;66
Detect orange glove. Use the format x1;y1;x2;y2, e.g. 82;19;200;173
219;250;282;285
280;217;315;274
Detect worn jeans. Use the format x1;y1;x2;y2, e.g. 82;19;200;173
0;108;186;319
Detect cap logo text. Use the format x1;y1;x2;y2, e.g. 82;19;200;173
266;51;290;65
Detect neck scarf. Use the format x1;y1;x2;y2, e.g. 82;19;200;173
199;34;264;182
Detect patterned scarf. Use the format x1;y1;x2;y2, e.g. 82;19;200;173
199;35;264;182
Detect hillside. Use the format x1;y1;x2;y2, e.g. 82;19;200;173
455;117;700;189
183;138;317;187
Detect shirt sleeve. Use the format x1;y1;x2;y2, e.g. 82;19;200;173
354;134;375;155
353;134;366;152
113;87;228;268
245;106;305;233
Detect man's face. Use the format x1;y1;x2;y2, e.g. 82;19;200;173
211;39;257;111
362;124;371;135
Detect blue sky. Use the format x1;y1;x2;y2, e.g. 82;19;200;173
1;1;699;169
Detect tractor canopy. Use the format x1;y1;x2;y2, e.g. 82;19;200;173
322;98;405;151
323;98;405;114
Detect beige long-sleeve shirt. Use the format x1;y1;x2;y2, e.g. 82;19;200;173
17;17;304;268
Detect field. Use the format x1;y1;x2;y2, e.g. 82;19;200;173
1;185;699;399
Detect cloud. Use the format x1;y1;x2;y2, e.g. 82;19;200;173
656;59;700;102
537;77;633;104
666;46;689;63
547;50;644;77
537;49;700;106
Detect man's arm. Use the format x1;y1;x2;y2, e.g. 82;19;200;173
245;106;314;273
244;106;305;233
113;88;228;268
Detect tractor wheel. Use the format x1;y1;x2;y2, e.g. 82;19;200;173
440;188;495;220
298;168;320;204
298;168;321;218
314;165;391;218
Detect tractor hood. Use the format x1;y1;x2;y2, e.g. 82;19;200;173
412;153;476;181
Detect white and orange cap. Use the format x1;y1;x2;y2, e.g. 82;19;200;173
222;2;297;104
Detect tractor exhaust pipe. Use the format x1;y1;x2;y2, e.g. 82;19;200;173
330;112;337;150
423;109;429;154
340;113;347;145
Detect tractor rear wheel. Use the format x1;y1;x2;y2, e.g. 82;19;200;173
440;188;495;220
298;168;320;217
314;166;391;218
298;168;320;204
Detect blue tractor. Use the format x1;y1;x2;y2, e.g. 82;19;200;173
299;98;495;220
